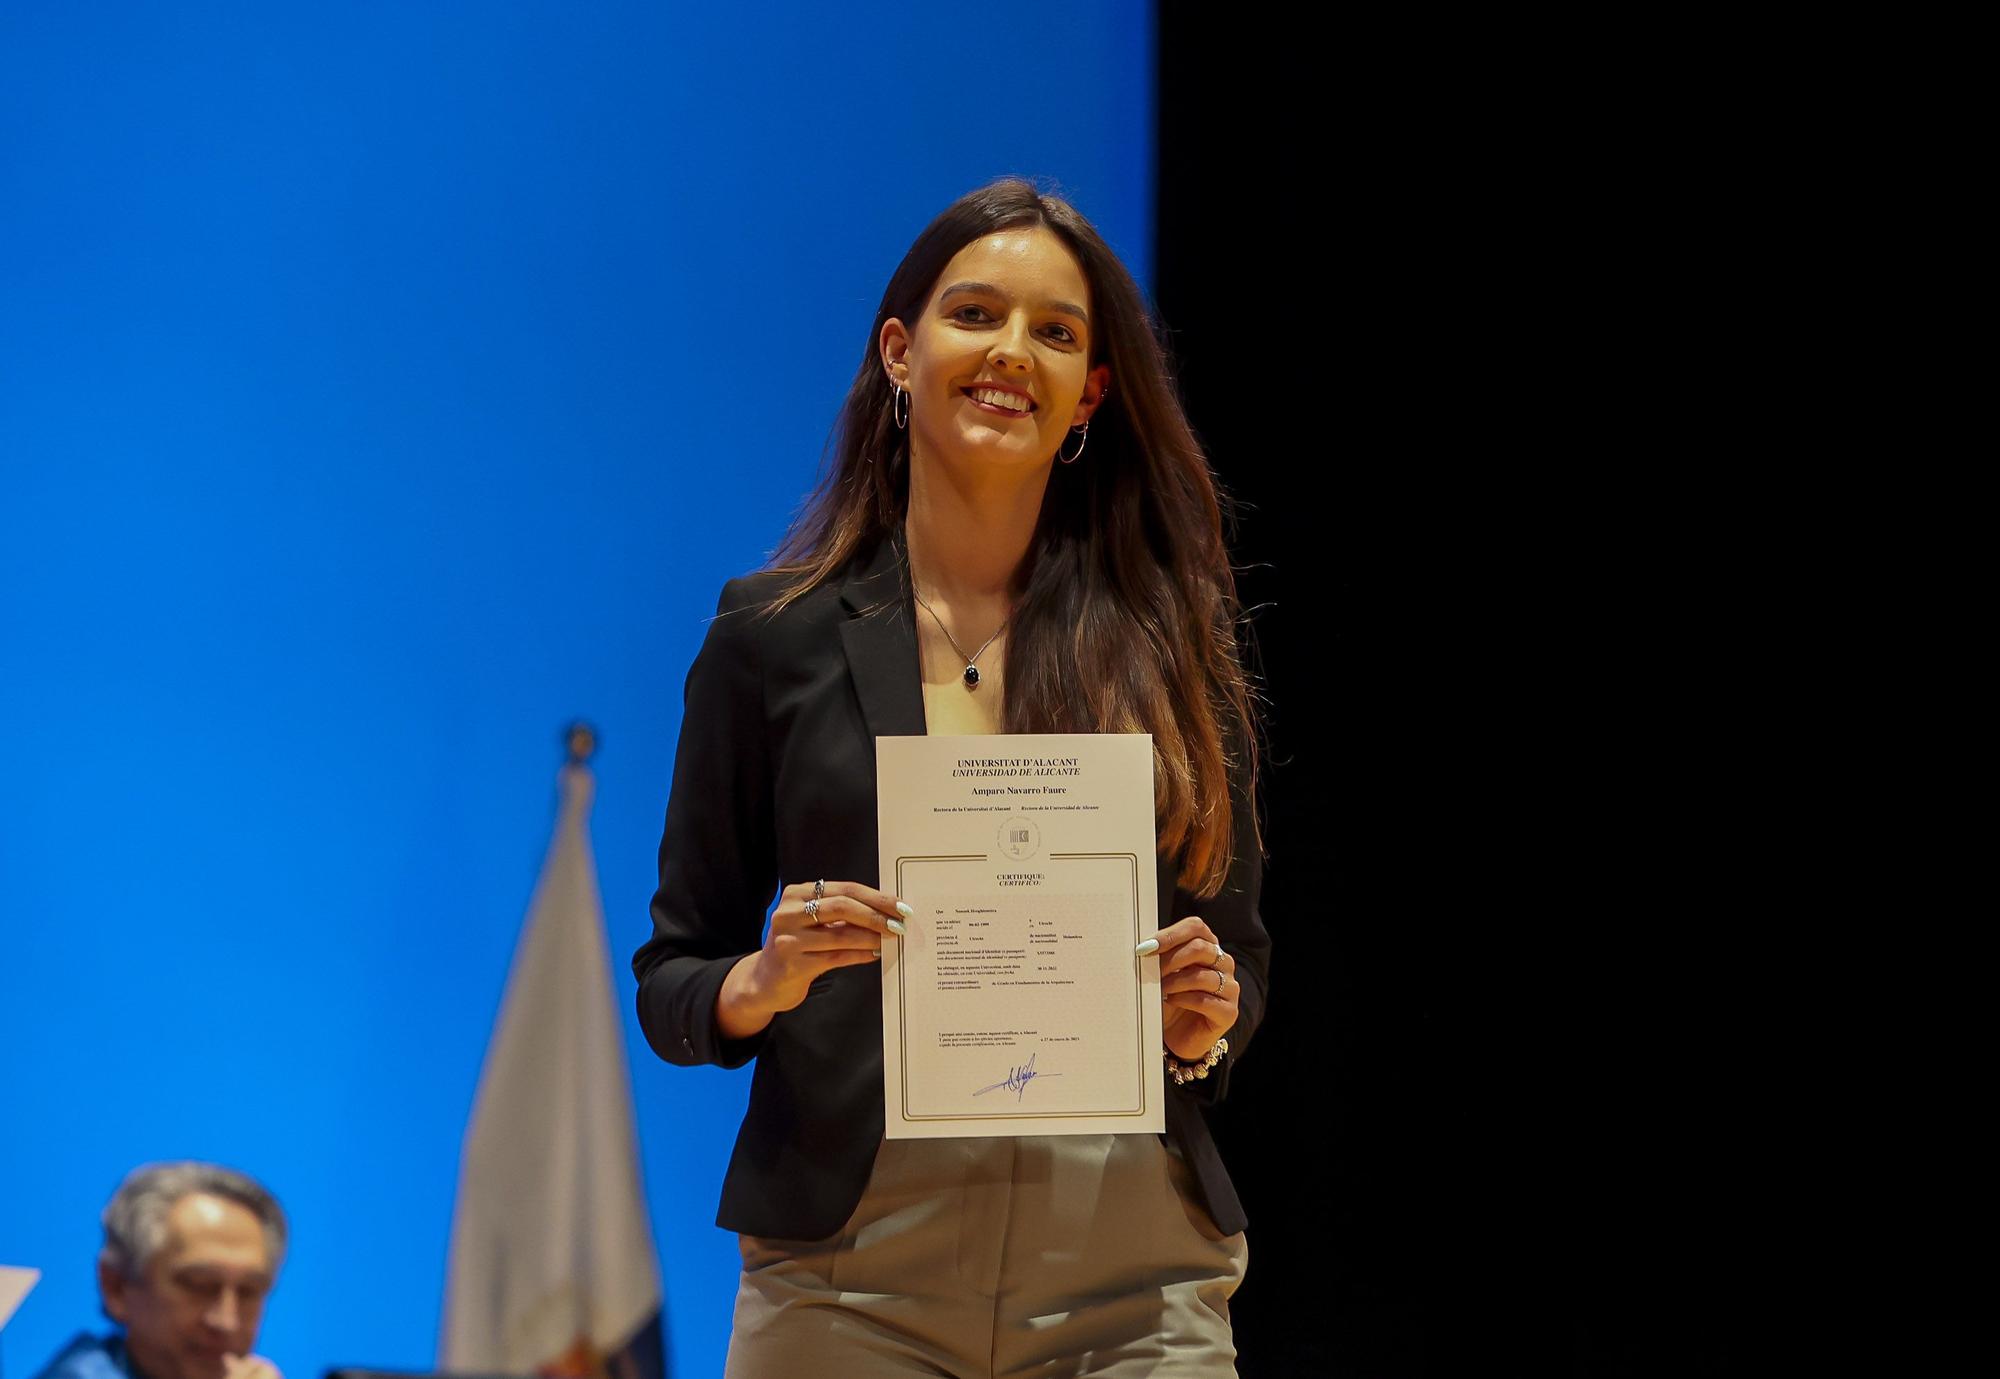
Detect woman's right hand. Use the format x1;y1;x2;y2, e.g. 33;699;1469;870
727;881;910;1027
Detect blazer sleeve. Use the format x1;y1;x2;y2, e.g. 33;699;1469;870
632;577;780;1071
1166;718;1271;1109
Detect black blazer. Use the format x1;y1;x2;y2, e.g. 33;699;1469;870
633;537;1272;1241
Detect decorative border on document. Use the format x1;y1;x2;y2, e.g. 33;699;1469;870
892;851;1148;1123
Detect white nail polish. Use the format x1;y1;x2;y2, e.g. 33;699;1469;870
1135;938;1160;957
895;901;915;919
888;919;907;936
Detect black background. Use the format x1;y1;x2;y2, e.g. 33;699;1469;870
1153;9;1767;1374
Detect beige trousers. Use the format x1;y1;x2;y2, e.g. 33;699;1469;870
724;1132;1248;1378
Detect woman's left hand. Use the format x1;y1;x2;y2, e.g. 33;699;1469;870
1152;915;1239;1062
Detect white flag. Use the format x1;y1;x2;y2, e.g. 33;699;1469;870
441;763;664;1375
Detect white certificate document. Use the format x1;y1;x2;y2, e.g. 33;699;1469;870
877;733;1164;1138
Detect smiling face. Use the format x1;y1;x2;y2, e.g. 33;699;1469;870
882;226;1111;479
99;1192;275;1379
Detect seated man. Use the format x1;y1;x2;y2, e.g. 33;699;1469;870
32;1163;287;1379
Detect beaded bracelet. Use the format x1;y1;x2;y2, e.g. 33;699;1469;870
1164;1036;1229;1086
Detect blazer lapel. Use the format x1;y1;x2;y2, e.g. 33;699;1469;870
839;537;927;742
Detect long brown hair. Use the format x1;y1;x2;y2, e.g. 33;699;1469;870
763;179;1259;897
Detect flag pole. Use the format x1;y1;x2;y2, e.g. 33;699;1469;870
440;711;667;1376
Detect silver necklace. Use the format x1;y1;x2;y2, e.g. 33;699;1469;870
912;587;1007;689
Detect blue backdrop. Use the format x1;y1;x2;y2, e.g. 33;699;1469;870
0;4;1153;1375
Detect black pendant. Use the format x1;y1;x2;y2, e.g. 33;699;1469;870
962;664;981;688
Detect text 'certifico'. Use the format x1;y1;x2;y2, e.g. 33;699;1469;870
876;733;1165;1138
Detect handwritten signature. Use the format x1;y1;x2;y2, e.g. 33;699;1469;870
973;1049;1061;1101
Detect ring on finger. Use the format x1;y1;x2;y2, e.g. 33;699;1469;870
805;897;822;925
1213;969;1226;995
813;878;826;901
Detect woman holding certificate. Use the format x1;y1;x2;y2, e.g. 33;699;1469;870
634;179;1271;1377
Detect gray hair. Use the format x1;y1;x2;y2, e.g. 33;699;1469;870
99;1161;288;1280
